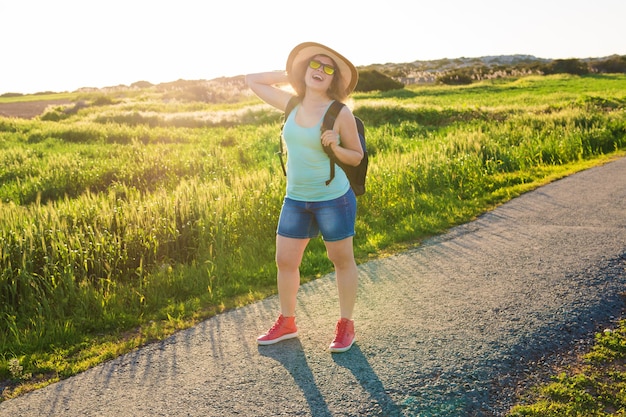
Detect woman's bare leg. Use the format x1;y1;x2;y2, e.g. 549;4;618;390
324;237;358;319
275;235;309;316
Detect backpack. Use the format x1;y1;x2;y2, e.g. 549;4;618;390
280;96;368;196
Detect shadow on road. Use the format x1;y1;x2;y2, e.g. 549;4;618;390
332;344;404;416
259;340;404;416
258;339;333;417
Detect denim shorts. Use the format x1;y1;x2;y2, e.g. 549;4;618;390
277;189;357;242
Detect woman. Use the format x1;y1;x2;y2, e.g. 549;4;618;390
246;42;363;353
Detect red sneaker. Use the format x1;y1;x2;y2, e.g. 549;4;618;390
329;318;355;353
257;314;298;345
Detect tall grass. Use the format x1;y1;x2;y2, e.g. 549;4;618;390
0;171;283;350
1;74;625;397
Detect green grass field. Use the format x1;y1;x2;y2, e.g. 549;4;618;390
1;74;625;409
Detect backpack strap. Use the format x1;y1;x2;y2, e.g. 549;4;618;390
321;101;346;185
281;98;345;186
279;96;301;176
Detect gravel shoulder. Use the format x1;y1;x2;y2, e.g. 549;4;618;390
2;157;625;417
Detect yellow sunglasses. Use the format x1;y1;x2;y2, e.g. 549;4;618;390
308;59;335;75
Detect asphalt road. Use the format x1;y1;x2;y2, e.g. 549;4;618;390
2;157;626;417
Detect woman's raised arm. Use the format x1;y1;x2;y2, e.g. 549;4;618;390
245;71;293;112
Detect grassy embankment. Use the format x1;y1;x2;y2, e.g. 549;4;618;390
1;74;625;403
508;320;626;416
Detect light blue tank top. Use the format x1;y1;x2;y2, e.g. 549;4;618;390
282;103;350;201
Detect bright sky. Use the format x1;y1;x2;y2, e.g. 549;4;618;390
2;0;625;95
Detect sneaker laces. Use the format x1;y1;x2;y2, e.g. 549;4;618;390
333;319;349;343
267;316;286;334
266;315;295;336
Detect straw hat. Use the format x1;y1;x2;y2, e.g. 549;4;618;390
286;42;358;96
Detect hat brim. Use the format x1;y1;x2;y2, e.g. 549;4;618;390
286;42;358;96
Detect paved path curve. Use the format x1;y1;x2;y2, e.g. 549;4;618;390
2;157;626;417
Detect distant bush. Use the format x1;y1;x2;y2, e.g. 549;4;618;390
92;95;117;106
0;92;24;98
40;101;89;121
131;81;154;89
355;70;404;92
40;108;69;122
591;56;626;74
437;70;473;85
542;59;590;75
